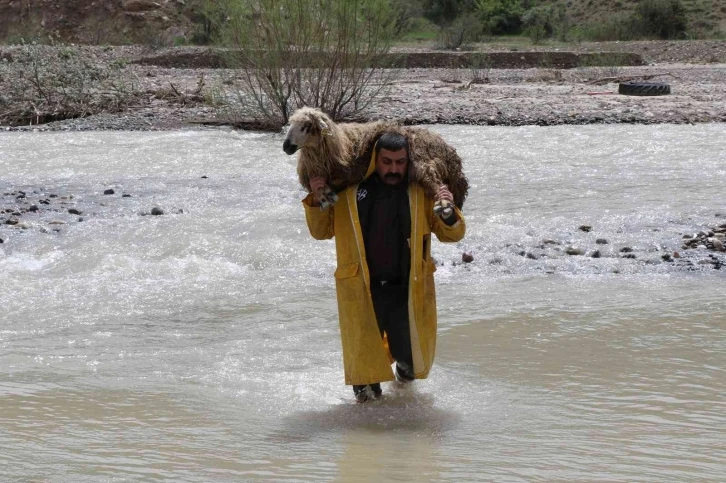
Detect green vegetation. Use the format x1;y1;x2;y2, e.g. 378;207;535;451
384;0;721;46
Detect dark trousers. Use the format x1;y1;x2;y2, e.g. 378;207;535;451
371;281;413;370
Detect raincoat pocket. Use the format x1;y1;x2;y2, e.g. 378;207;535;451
421;259;437;302
334;263;360;280
334;263;363;316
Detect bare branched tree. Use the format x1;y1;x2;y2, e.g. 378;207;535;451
213;0;398;128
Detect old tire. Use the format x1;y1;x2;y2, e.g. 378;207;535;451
618;82;671;96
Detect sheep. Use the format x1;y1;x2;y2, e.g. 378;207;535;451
282;107;468;216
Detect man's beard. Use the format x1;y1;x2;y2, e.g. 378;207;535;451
384;173;403;183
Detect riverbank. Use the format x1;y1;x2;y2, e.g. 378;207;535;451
0;40;725;131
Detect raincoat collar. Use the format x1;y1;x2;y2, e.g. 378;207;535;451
364;142;378;179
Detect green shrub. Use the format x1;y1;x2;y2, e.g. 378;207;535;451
636;0;688;39
401;16;440;41
475;0;523;35
435;14;483;49
579;13;641;41
393;0;425;36
521;3;567;42
423;0;472;27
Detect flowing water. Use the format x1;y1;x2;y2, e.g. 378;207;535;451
1;125;725;482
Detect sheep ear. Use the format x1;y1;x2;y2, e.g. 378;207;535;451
319;120;332;136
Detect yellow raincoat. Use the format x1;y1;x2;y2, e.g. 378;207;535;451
302;151;466;386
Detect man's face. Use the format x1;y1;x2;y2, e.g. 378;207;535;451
375;148;408;185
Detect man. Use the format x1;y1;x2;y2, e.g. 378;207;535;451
302;131;466;402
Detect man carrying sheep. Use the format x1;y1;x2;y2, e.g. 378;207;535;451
302;131;466;403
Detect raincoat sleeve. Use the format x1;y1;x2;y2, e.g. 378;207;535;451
302;193;334;240
430;204;465;243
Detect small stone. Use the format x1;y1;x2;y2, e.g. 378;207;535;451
201;175;208;179
591;250;601;258
619;247;633;253
622;253;637;259
712;239;724;251
661;254;672;261
104;189;115;195
578;225;592;232
122;194;132;198
0;237;3;243
566;247;584;256
673;251;680;258
462;252;474;263
151;207;164;216
543;239;559;245
596;238;608;245
68;208;82;215
6;219;18;225
28;205;39;212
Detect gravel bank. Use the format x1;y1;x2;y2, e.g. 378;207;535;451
0;41;725;131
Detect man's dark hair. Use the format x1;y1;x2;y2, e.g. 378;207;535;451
375;131;409;157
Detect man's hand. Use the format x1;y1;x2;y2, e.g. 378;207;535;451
436;185;454;204
435;185;457;222
309;176;327;207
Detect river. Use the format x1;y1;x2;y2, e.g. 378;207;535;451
1;124;725;482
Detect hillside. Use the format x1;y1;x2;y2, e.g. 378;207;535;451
0;0;204;45
560;0;726;36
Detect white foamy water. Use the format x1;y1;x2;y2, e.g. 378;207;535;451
1;125;725;482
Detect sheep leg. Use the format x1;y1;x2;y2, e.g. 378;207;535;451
433;199;453;219
316;184;339;211
323;185;339;205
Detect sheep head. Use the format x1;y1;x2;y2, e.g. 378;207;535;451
283;107;333;155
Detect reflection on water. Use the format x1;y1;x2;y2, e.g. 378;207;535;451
1;125;725;481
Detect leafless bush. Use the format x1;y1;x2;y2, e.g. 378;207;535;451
0;42;140;126
213;0;398;129
470;54;492;84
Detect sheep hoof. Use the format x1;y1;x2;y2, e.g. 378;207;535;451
320;199;331;211
433;202;443;215
442;206;453;218
325;191;339;205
